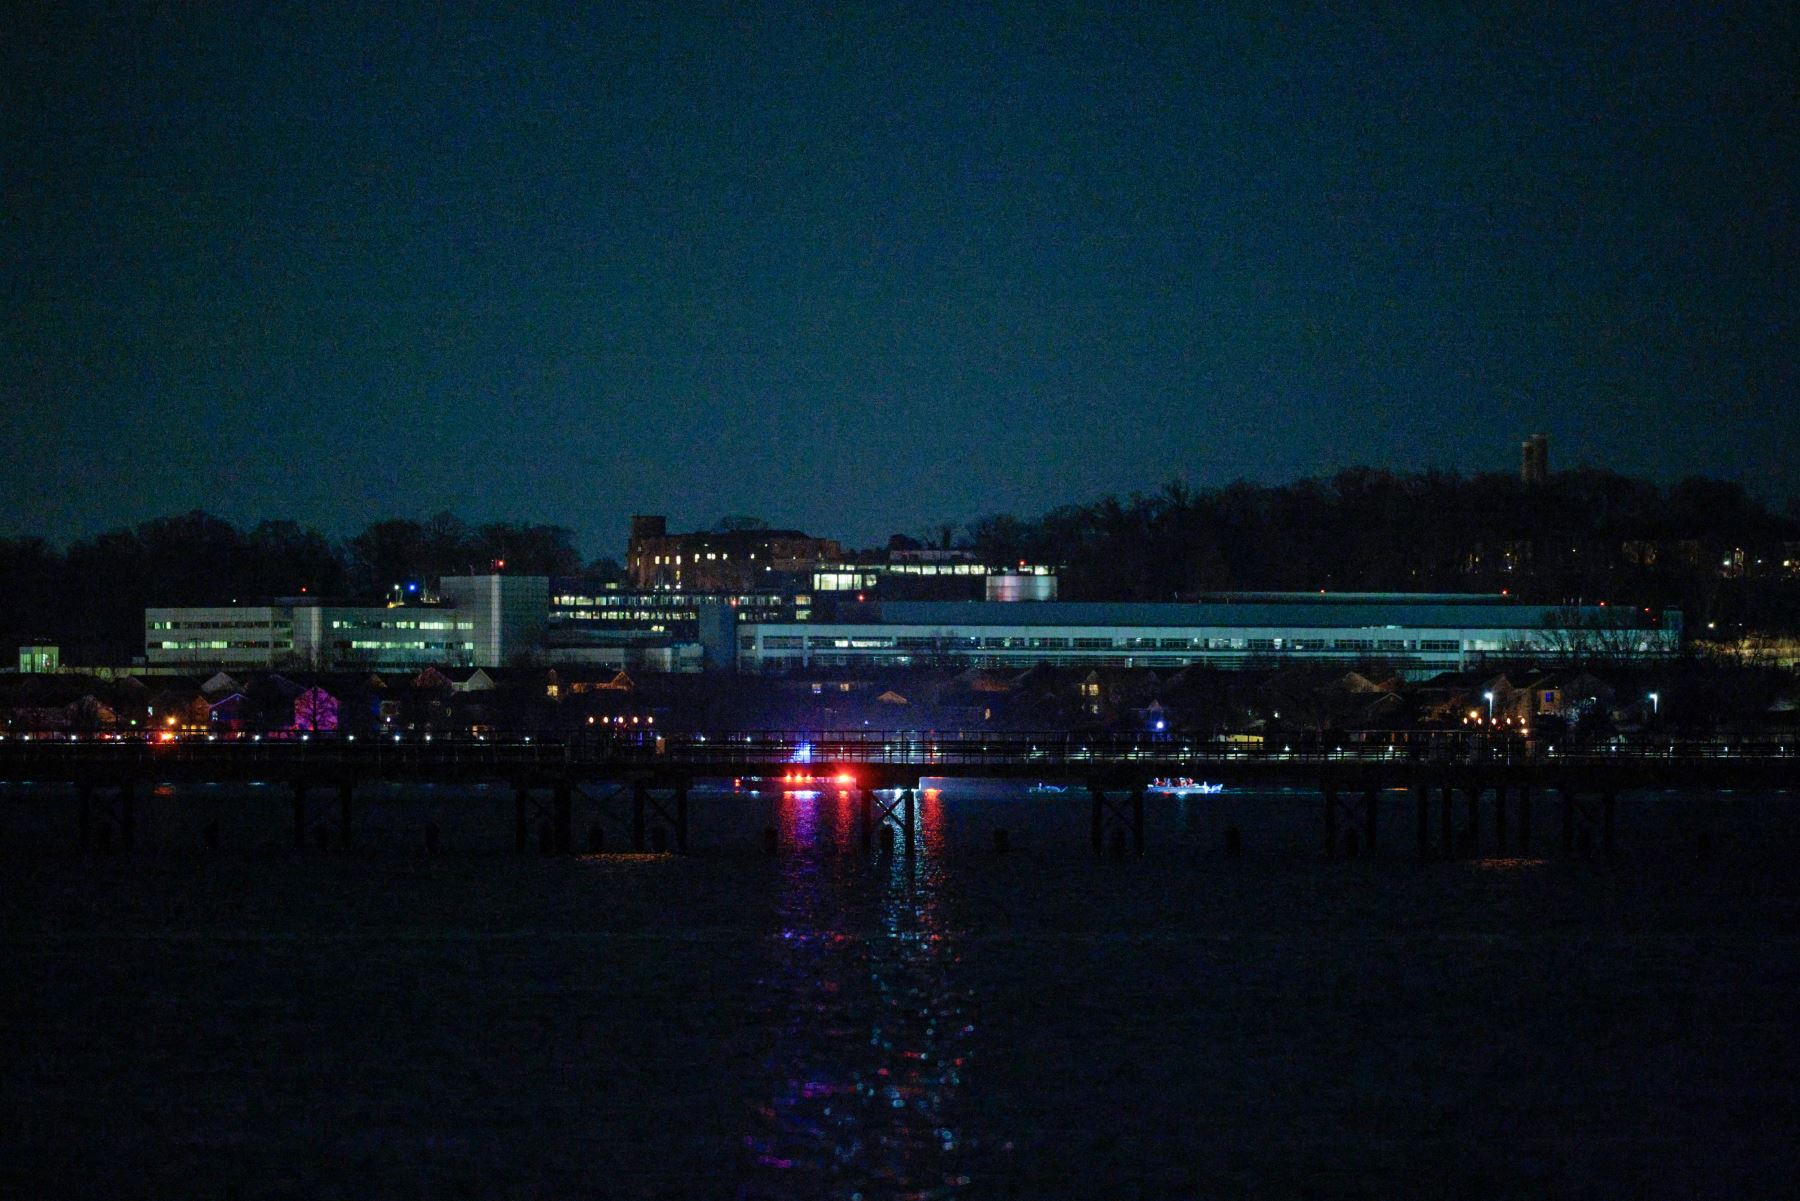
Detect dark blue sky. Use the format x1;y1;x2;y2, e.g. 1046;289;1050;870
6;3;1796;558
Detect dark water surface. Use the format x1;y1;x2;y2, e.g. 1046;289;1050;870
3;781;1798;1198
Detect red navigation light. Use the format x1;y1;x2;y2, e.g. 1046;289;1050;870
833;771;855;785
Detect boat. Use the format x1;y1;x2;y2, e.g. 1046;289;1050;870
1149;777;1224;795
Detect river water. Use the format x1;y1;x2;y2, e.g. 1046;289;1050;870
3;779;1798;1198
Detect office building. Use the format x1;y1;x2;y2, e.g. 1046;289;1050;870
737;594;1680;676
626;515;842;590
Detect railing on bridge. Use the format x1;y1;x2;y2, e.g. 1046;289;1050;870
0;730;1794;776
595;730;1798;770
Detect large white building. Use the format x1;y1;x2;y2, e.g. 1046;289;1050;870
736;596;1681;676
438;574;548;667
145;602;477;671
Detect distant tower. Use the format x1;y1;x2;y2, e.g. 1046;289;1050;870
1521;434;1549;485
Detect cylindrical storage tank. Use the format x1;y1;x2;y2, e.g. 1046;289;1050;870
985;572;1058;602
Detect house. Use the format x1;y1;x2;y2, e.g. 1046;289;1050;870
293;686;338;732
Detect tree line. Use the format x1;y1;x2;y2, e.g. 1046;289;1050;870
0;512;606;661
959;468;1800;632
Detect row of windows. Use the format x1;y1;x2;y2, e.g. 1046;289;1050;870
751;653;1472;673
329;619;471;631
553;594;790;609
761;634;1471;653
148;620;290;632
154;640;291;651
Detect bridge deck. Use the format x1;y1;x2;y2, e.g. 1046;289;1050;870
0;731;1793;789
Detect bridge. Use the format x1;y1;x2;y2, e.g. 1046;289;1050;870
1;731;1793;860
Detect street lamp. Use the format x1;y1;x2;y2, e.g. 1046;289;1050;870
1648;691;1659;715
1483;691;1495;720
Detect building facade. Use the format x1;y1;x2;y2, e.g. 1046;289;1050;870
437;574;548;667
146;602;476;671
625;515;842;590
737;596;1680;676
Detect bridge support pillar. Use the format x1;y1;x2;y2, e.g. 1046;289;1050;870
1603;790;1617;862
1416;782;1431;861
1089;785;1143;857
861;787;915;853
1440;782;1454;858
632;781;648;851
1325;783;1380;858
1518;785;1532;855
553;781;573;854
675;781;689;855
76;780;138;853
1466;783;1481;857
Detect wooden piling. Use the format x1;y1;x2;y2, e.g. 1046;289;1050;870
1363;785;1378;853
1466;783;1480;857
902;788;916;856
1324;786;1338;858
1561;787;1575;856
1440;783;1454;858
553;780;573;853
1131;786;1145;856
1415;782;1430;861
860;789;874;850
675;781;689;854
1519;784;1531;855
514;787;529;853
338;782;353;850
293;782;308;851
632;780;648;852
1493;783;1507;854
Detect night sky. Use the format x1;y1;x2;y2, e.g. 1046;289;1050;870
5;3;1796;557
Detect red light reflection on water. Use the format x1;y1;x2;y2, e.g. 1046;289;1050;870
743;785;974;1195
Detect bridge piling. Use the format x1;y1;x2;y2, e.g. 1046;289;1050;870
293;782;307;851
1494;784;1508;854
1415;782;1430;861
339;782;353;850
1440;782;1454;858
675;782;689;854
1519;785;1532;855
1324;786;1338;858
514;787;529;853
860;789;874;850
632;781;648;852
1364;786;1378;853
1561;787;1575;856
1603;791;1617;861
553;781;573;854
1467;783;1481;857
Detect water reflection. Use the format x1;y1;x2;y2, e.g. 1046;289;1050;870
742;787;974;1199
